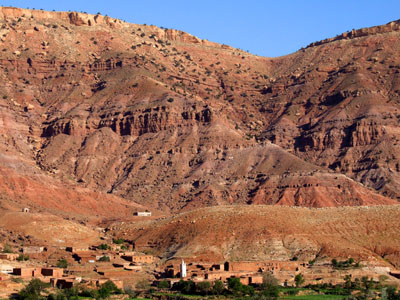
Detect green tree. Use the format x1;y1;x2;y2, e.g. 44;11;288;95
344;274;353;291
228;277;243;293
212;280;224;295
197;281;211;296
361;276;373;291
61;287;79;300
262;273;278;289
17;254;29;261
347;257;355;264
294;273;305;287
387;286;400;300
182;280;196;294
331;258;338;267
56;259;68;268
17;278;49;300
97;280;121;299
98;244;109;250
79;288;98;299
158;280;170;289
261;273;279;298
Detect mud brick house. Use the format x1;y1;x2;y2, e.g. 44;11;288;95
121;253;155;264
22;246;44;254
134;211;152;217
240;275;263;285
0;253;19;261
51;278;74;289
13;267;64;279
66;246;89;253
41;268;64;277
13;267;41;278
163;260;303;285
224;261;301;273
73;251;97;263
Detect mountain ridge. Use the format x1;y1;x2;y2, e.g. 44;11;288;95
0;7;399;217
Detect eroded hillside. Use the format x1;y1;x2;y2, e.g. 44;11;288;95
0;7;399;215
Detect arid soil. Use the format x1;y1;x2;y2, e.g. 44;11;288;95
0;211;101;246
109;205;400;268
0;7;399;216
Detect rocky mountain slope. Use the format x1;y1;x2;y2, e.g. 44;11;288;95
0;7;399;215
108;205;400;268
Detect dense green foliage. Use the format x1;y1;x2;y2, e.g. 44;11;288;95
294;274;305;287
331;258;359;269
158;280;170;289
261;273;279;298
15;279;50;300
97;243;110;250
13;273;400;300
17;254;29;261
14;279;122;300
112;238;125;244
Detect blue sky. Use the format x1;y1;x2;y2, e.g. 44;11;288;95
1;0;399;57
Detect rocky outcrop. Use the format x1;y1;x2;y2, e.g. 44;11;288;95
307;20;400;48
0;7;124;28
41;106;213;137
350;119;386;147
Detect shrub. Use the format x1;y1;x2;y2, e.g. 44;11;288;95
16;278;49;300
98;244;109;250
80;288;98;298
158;280;170;289
262;273;278;290
197;281;211;295
98;256;110;262
294;273;305;287
112;238;124;244
2;243;13;253
228;277;242;291
213;280;224;295
173;279;195;294
98;280;122;299
167;98;174;103
56;258;68;268
123;286;138;298
16;254;29;261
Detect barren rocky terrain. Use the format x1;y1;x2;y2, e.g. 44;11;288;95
108;205;400;268
0;7;400;218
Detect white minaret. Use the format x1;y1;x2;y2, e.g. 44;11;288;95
180;259;187;278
